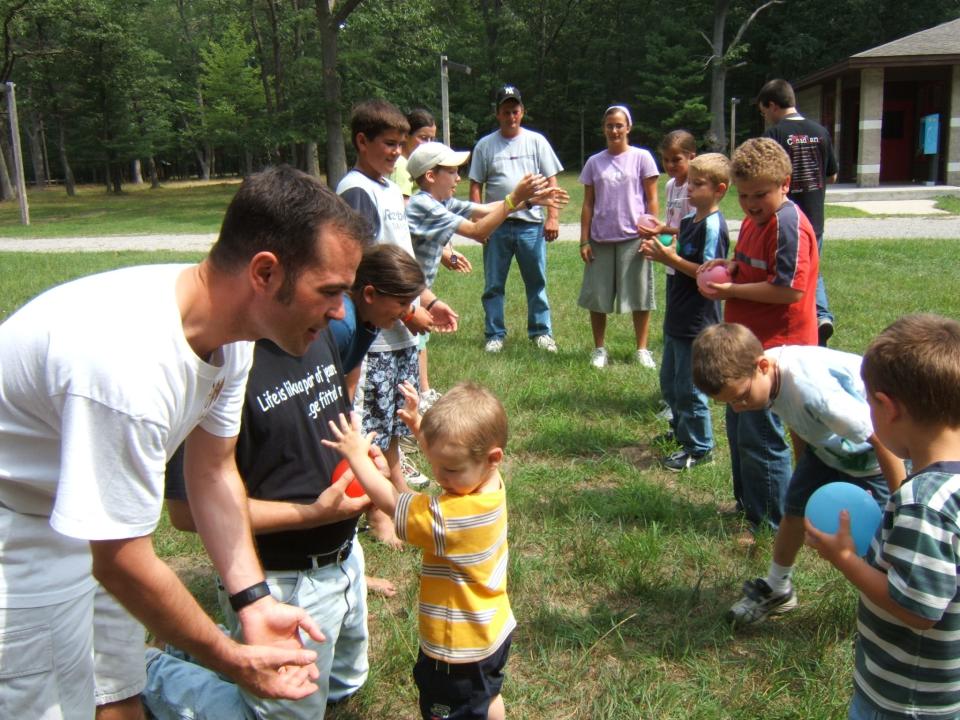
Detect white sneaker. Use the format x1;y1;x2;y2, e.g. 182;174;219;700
484;338;504;353
419;388;442;412
399;449;429;490
590;347;608;369
533;335;558;352
636;349;656;368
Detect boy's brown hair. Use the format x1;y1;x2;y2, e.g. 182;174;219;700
689;153;731;189
349;99;409;150
692;323;764;395
861;314;960;427
421;382;508;461
731;137;792;185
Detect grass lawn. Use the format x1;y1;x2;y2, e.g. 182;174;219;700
2;237;958;719
0;167;877;240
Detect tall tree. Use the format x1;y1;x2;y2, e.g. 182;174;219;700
704;0;781;152
313;0;362;188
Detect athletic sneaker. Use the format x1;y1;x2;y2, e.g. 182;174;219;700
817;317;834;347
398;435;419;455
636;349;656;368
590;347;609;369
726;578;798;626
484;338;504;353
419;388;442;412
533;335;558;352
655;402;674;422
661;449;712;472
399;449;430;490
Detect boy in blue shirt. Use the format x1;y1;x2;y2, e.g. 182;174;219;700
807;314;960;719
692;323;905;625
641;153;730;470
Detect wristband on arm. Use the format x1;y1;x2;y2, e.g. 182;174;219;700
229;581;271;612
426;298;440;312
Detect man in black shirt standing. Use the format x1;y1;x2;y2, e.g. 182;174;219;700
758;78;838;346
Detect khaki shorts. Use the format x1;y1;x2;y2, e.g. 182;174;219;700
94;585;146;705
577;237;655;314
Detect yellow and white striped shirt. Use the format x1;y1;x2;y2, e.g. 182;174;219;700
395;483;515;663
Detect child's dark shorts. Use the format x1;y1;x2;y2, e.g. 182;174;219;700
784;446;889;517
413;634;512;720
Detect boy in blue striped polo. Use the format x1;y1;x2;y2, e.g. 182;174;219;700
806;314;960;719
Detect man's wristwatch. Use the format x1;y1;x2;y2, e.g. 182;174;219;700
228;581;271;612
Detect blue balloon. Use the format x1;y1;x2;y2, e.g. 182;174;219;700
805;482;883;556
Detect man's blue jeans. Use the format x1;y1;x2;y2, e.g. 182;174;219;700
725;404;792;529
660;333;713;455
142;538;369;720
482;220;552;340
815;232;833;323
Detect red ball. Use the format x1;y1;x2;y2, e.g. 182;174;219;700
332;458;365;497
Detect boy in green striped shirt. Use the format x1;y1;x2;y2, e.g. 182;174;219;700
806;314;960;719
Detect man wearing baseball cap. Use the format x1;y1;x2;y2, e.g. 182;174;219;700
468;85;564;354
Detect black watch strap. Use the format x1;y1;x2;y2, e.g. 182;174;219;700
228;581;271;612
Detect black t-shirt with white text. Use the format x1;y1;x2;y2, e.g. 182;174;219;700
765;114;838;238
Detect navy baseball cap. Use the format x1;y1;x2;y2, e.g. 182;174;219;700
495;85;523;107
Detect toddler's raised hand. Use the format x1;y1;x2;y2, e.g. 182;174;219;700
397;381;421;431
323;412;373;460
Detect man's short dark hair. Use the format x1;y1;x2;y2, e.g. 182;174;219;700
349;99;409;150
756;79;796;109
209;165;370;301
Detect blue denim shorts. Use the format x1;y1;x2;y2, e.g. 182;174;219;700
413;634;512;720
785;447;889;517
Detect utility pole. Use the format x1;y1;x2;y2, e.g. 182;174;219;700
5;82;29;225
439;55;471;146
729;97;740;156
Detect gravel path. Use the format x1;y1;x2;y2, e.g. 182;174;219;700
0;216;958;253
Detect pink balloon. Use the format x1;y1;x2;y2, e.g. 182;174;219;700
637;213;659;229
697;265;732;298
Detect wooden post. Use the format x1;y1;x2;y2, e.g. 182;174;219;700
5;82;29;225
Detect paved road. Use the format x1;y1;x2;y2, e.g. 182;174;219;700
1;216;959;253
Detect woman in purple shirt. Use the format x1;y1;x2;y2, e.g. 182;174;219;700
578;105;660;370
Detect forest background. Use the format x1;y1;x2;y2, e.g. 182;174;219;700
1;0;958;199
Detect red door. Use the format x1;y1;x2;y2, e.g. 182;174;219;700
880;99;915;182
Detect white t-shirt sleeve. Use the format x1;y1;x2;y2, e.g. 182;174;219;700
198;342;252;438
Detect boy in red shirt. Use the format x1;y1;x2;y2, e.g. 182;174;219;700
699;137;818;533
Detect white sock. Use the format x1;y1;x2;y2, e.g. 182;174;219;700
765;561;793;594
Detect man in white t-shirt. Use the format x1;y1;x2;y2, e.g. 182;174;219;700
469;84;564;354
0;165;366;720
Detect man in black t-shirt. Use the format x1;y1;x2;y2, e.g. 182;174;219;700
758;78;838;346
144;330;375;720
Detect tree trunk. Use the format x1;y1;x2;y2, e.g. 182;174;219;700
147;155;160;188
57;121;76;197
479;0;503;79
195;145;211;180
305;140;319;178
131;158;143;184
707;0;729;152
316;0;349;188
0;127;15;201
25;111;47;188
244;148;254;176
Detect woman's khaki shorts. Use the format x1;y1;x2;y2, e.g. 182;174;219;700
577;237;655;314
